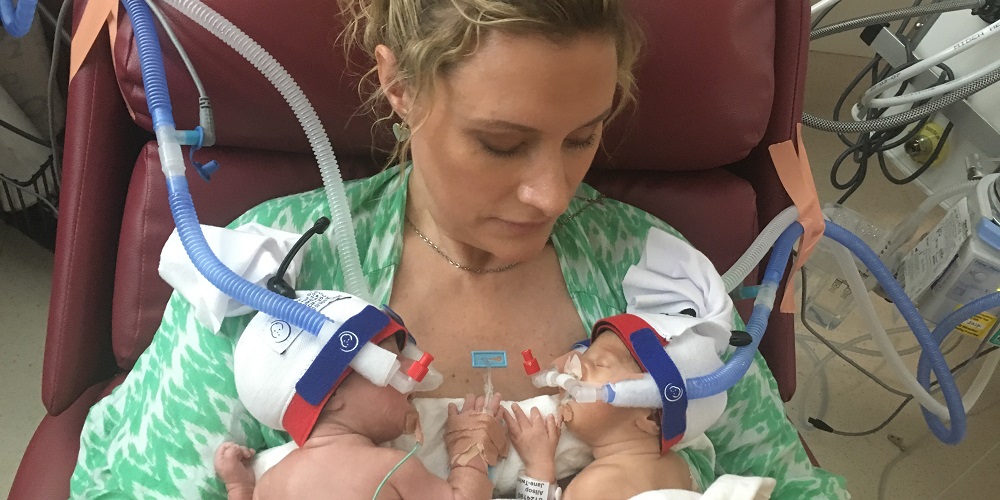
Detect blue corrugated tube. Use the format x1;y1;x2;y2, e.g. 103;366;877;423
918;292;1000;441
1;0;36;38
824;222;965;444
122;0;329;335
687;223;802;399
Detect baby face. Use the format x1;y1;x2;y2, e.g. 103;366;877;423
332;335;423;443
560;331;644;433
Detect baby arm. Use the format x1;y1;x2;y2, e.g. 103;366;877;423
503;403;561;484
214;442;256;500
389;393;507;500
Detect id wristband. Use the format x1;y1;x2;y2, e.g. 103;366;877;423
516;475;562;500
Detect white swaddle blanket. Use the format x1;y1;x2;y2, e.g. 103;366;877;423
627;475;776;500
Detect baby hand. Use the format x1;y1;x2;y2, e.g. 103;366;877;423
214;442;256;491
448;392;505;419
445;393;509;470
503;403;561;483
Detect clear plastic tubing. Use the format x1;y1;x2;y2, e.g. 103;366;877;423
122;0;347;335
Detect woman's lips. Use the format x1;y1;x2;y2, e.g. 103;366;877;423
495;218;549;235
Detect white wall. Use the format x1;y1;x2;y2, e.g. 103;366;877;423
810;0;926;57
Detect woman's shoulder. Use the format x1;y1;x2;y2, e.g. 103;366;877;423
228;167;403;234
571;183;687;244
561;183;689;270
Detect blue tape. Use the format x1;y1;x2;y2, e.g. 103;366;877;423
471;350;508;368
630;328;687;447
296;306;389;405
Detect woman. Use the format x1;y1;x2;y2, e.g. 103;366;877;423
71;1;848;498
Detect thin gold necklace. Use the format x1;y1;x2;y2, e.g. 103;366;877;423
404;194;605;274
405;217;519;274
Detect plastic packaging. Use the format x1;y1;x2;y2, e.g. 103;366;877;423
804;205;890;329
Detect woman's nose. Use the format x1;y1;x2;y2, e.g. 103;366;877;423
517;155;573;218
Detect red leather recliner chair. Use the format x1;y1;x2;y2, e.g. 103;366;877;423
10;1;810;498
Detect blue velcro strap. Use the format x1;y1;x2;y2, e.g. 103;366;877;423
630;328;687;448
296;306;389;405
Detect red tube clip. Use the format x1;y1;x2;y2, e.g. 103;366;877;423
407;352;434;382
522;349;540;376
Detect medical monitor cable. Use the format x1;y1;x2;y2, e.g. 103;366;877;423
47;0;72;187
809;0;986;41
800;269;994;436
807;344;998;438
267;217;331;299
829;61;955;203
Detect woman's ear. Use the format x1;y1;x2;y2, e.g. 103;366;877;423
375;44;412;120
634;410;661;437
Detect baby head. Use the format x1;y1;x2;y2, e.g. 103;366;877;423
555;312;729;452
234;292;439;447
312;335;423;444
558;331;663;448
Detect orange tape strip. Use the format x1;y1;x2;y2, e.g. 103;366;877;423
70;0;119;83
768;124;825;314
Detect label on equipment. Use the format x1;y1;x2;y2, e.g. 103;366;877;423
901;202;972;301
951;304;999;339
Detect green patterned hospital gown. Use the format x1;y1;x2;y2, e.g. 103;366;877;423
71;165;849;498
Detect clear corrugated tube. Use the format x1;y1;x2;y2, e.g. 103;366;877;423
162;0;371;303
722;206;799;292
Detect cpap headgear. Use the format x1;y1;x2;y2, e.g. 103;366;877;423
234;291;442;445
524;312;727;451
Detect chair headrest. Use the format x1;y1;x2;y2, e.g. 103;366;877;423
114;0;775;170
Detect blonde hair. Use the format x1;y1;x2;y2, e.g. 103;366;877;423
337;0;643;166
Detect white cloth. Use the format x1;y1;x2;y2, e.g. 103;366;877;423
627;475;776;500
158;223;305;333
621;227;735;446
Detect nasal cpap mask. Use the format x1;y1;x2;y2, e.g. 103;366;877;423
235;291;442;445
523;313;728;450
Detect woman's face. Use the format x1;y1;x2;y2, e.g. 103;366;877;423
403;31;619;262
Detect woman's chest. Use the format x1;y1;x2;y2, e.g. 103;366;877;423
387;253;588;400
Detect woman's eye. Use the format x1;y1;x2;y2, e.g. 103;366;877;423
481;141;524;158
565;133;598;150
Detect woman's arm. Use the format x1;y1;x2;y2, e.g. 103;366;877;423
70;295;266;498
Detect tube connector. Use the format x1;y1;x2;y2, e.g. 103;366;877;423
569;383;612;404
389;352;435;394
754;283;778;309
522;349;540;376
155;125;186;177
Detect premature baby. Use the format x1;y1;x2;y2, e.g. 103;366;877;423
508;328;697;500
215;374;505;499
215;292;509;499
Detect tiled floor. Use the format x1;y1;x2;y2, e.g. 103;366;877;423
0;222;52;496
2;50;999;499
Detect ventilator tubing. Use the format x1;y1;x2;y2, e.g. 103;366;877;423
123;0;340;335
685;223;801;399
565;224;801;407
824;222;966;444
722;206;799;292
161;0;370;303
0;0;37;38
